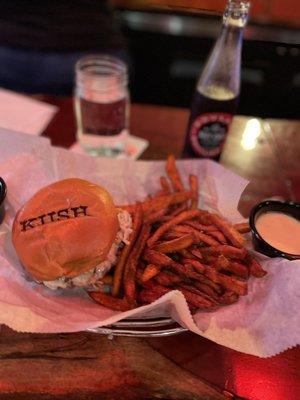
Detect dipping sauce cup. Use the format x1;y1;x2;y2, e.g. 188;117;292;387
249;200;300;260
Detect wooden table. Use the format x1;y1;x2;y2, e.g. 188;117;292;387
0;97;299;400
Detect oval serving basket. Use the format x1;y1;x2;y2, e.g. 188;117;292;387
87;317;187;338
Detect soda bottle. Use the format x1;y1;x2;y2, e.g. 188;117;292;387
183;0;250;160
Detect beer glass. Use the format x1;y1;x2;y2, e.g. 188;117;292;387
74;55;129;157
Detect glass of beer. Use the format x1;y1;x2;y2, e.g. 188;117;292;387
74;55;129;157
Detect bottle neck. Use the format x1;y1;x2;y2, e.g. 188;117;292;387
197;1;249;100
197;23;244;100
218;23;244;63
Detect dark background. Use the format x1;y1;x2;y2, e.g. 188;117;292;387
117;9;300;119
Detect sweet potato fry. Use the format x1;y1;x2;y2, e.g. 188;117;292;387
179;287;217;309
139;280;159;290
170;225;193;234
160;176;171;194
143;249;173;267
142;190;194;215
212;254;230;269
219;291;239;305
171;225;219;246
138;290;157;304
213;255;249;279
151;233;194;254
162;231;183;240
160;204;189;223
248;256;267;277
189;174;199;209
201;245;247;260
184;220;216;232
179;283;219;305
207;230;227;244
138;284;171;304
136;268;144;284
233;222;251;234
164;259;202;281
166;191;194;206
193;281;220;299
194;276;223;294
112;204;143;297
151;255;223;295
169;203;188;217
184;258;247;296
178;248;195;259
124;223;151;302
89;292;133;311
145;208;168;223
166;154;184;192
193;230;220;246
208;213;245;248
147;209;204;247
184;259;206;274
155;271;182;286
204;268;248;296
140;264;161;282
202;254;219;265
171;261;217;288
227;261;249;279
189;247;203;260
145;279;217;309
158;215;172;223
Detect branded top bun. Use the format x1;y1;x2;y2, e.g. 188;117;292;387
12;178;119;282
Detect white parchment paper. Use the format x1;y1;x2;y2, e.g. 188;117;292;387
0;129;299;357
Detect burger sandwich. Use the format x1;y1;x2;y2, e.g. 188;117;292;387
12;178;132;289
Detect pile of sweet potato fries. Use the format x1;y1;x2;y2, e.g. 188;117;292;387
89;155;266;312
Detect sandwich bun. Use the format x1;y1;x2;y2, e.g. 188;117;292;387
12;178;119;282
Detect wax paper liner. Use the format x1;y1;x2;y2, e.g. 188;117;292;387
0;130;299;357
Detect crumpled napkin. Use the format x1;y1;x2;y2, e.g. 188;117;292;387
0;88;57;135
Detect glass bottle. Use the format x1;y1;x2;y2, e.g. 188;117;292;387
183;0;250;160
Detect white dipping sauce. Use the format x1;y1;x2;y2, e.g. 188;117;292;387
255;211;300;255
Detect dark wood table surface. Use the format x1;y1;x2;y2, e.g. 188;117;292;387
0;96;299;400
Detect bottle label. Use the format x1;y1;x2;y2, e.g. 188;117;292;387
189;112;232;157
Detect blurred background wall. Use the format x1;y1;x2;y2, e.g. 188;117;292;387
0;0;297;120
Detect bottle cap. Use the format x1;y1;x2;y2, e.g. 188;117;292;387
223;0;250;27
